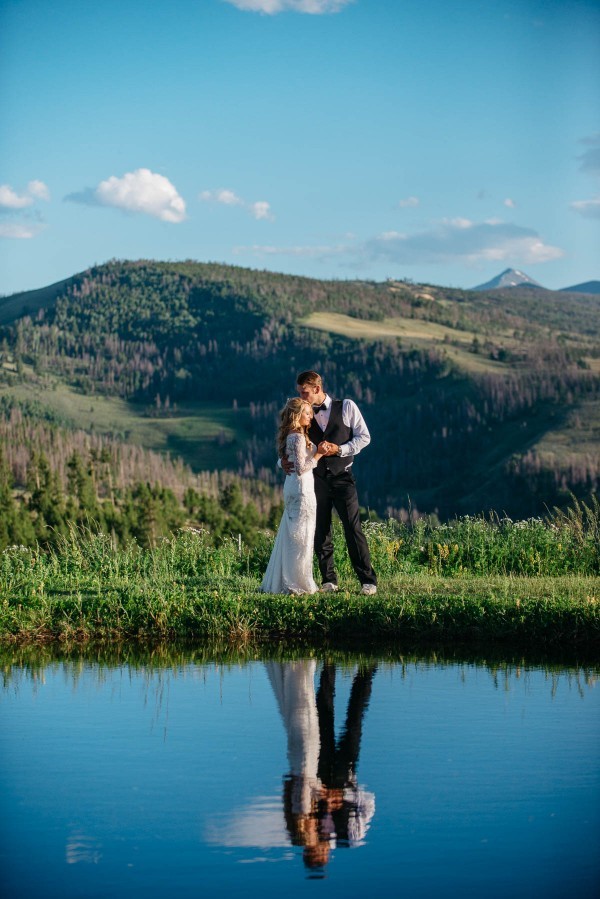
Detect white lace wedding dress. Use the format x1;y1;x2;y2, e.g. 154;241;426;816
260;432;319;595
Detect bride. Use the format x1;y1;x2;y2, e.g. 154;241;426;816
261;398;324;595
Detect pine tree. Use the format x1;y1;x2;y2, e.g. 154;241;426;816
28;452;68;544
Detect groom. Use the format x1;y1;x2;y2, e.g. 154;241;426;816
284;370;377;596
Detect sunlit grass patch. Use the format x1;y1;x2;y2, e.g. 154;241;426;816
300;311;511;373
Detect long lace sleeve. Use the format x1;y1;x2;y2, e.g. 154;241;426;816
287;433;318;476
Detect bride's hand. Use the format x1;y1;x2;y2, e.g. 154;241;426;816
318;441;338;456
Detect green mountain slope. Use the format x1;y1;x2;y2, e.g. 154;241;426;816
1;259;599;519
0;276;76;326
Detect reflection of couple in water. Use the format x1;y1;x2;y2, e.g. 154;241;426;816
266;660;377;871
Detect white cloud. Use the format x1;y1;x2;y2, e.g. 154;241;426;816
250;201;273;220
0;185;32;209
237;219;563;268
0;222;45;239
201;188;244;206
445;217;473;229
201;188;274;220
570;196;600;219
0;180;50;209
27;180;51;201
361;220;563;266
91;168;186;222
0;181;50;239
398;196;420;208
222;0;353;14
504;197;516;208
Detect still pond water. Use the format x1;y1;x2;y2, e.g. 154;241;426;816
1;646;598;899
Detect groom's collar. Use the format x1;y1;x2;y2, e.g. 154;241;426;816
313;394;331;411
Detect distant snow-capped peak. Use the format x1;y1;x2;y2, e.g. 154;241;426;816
471;268;544;291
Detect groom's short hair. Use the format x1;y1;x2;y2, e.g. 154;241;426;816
296;370;322;388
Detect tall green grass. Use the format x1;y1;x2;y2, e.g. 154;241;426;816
0;500;598;645
361;497;600;578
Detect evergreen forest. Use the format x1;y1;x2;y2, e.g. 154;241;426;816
1;259;599;551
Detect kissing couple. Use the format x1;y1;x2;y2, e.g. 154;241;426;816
261;370;377;597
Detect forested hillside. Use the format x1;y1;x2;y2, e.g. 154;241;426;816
1;259;599;522
0;399;282;551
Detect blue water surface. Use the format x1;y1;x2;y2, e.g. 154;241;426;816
0;649;598;898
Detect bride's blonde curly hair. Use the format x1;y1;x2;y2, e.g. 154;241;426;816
277;398;313;459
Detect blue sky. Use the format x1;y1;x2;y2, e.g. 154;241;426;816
1;0;598;295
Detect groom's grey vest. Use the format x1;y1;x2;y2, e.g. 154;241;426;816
309;399;353;477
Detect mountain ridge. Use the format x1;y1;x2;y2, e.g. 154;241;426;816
470;270;600;294
561;280;600;295
3;264;599;320
1;259;598;519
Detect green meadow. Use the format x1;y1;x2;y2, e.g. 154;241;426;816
0;376;250;471
2;505;598;648
301;310;509;374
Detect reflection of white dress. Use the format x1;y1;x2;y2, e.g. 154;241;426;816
260;433;318;595
266;661;321;815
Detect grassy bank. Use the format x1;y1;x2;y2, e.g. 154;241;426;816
1;508;599;647
2;572;596;648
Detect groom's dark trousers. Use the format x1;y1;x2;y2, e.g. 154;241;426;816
313;471;376;586
309;400;376;587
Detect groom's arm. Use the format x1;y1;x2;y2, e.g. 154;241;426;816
277;454;294;475
332;399;371;458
